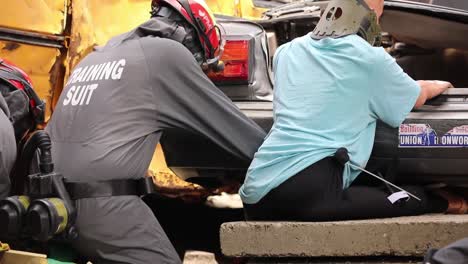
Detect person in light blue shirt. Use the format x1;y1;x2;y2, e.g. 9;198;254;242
239;0;462;221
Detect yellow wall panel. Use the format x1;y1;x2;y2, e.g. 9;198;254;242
66;0;264;69
206;0;266;19
0;41;61;120
0;0;68;35
67;0;151;69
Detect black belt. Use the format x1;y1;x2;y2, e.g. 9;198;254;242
65;177;156;200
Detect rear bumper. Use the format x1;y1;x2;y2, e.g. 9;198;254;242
162;94;468;185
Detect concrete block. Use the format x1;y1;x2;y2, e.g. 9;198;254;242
220;214;468;257
183;251;218;264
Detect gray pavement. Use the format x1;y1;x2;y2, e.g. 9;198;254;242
220;214;468;258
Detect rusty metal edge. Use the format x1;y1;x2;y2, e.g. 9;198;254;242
0;27;64;48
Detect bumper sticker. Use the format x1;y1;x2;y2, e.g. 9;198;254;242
399;124;468;148
399;124;438;147
440;126;468;147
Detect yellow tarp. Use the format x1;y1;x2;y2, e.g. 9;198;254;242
0;0;68;35
206;0;266;19
67;0;152;69
67;0;265;69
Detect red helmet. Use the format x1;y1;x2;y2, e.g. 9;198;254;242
152;0;224;69
0;59;45;140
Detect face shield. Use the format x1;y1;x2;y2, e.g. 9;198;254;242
311;0;382;46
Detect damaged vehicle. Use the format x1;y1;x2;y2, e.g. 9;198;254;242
161;0;468;190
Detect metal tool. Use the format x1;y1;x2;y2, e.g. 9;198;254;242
334;148;422;201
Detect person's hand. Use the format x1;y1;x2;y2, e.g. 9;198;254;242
418;80;453;98
414;80;454;108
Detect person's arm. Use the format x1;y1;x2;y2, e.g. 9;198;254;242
141;38;266;161
0;95;15;199
414;80;453;108
369;48;420;127
0;125;15;199
0;161;11;199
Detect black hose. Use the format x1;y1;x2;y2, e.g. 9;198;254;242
22;131;76;224
22;130;54;174
11;130;53;194
10;130;78;238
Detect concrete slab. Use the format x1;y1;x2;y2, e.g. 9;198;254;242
220;214;468;258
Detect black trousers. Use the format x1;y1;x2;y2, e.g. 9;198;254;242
244;157;447;221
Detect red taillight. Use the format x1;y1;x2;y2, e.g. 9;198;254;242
208;40;250;84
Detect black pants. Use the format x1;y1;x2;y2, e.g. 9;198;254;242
244;157;447;221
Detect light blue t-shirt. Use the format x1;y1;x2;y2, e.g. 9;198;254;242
239;34;420;204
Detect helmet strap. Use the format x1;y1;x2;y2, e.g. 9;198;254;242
177;0;216;62
152;7;205;64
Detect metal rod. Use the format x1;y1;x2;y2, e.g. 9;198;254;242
348;163;422;201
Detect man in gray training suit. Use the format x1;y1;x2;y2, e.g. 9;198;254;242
45;0;265;263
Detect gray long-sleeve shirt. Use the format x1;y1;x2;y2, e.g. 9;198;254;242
46;19;266;182
0;93;16;198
